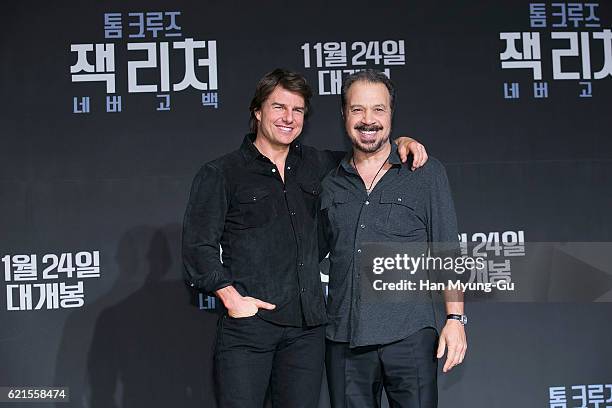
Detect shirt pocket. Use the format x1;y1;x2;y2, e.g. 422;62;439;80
234;187;276;228
321;190;350;228
298;181;321;219
376;190;425;237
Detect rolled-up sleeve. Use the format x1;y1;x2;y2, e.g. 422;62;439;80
182;163;233;293
426;161;460;256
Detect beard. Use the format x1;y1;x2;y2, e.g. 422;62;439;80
351;124;390;153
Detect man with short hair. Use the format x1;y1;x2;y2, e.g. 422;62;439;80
320;69;467;407
182;68;429;407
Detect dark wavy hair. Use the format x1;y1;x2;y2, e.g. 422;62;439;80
341;69;396;113
249;68;313;133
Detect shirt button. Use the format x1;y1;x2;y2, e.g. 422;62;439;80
397;198;402;202
301;288;306;293
357;249;362;253
291;211;296;216
360;224;365;229
287;166;291;170
272;168;277;173
365;201;370;205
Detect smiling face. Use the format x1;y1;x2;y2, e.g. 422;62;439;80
343;80;392;154
254;85;305;149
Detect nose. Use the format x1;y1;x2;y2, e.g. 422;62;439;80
362;108;375;124
282;108;294;124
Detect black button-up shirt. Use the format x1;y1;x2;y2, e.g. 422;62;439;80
182;134;342;327
320;142;459;347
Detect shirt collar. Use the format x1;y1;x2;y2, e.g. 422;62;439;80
339;140;402;174
240;133;304;163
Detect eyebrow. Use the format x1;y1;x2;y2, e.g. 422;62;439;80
349;103;387;109
271;102;305;110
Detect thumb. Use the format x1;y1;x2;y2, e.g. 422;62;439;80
436;336;446;359
253;299;276;310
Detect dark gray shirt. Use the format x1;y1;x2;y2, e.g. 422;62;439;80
319;142;459;347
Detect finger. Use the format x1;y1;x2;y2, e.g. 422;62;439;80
412;144;421;171
253;299;276;310
416;145;426;168
412;143;425;170
455;341;466;363
415;143;424;168
443;358;452;373
421;145;429;166
443;344;458;372
418;145;426;167
412;145;421;170
459;343;468;363
228;303;257;318
399;143;409;163
436;336;446;359
229;310;255;318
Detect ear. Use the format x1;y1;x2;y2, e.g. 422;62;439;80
255;110;261;122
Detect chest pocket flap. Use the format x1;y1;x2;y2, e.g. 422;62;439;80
234;187;275;228
320;189;349;211
235;187;271;204
379;190;418;210
299;181;321;196
377;190;424;236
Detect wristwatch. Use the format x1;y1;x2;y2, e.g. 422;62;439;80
447;314;468;325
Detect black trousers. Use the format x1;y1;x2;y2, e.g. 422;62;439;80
214;314;325;408
326;327;438;408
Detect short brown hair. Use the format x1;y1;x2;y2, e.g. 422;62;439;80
249;69;313;133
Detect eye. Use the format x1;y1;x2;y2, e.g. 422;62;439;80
294;108;305;114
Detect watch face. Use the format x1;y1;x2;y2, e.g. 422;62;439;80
461;315;468;325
